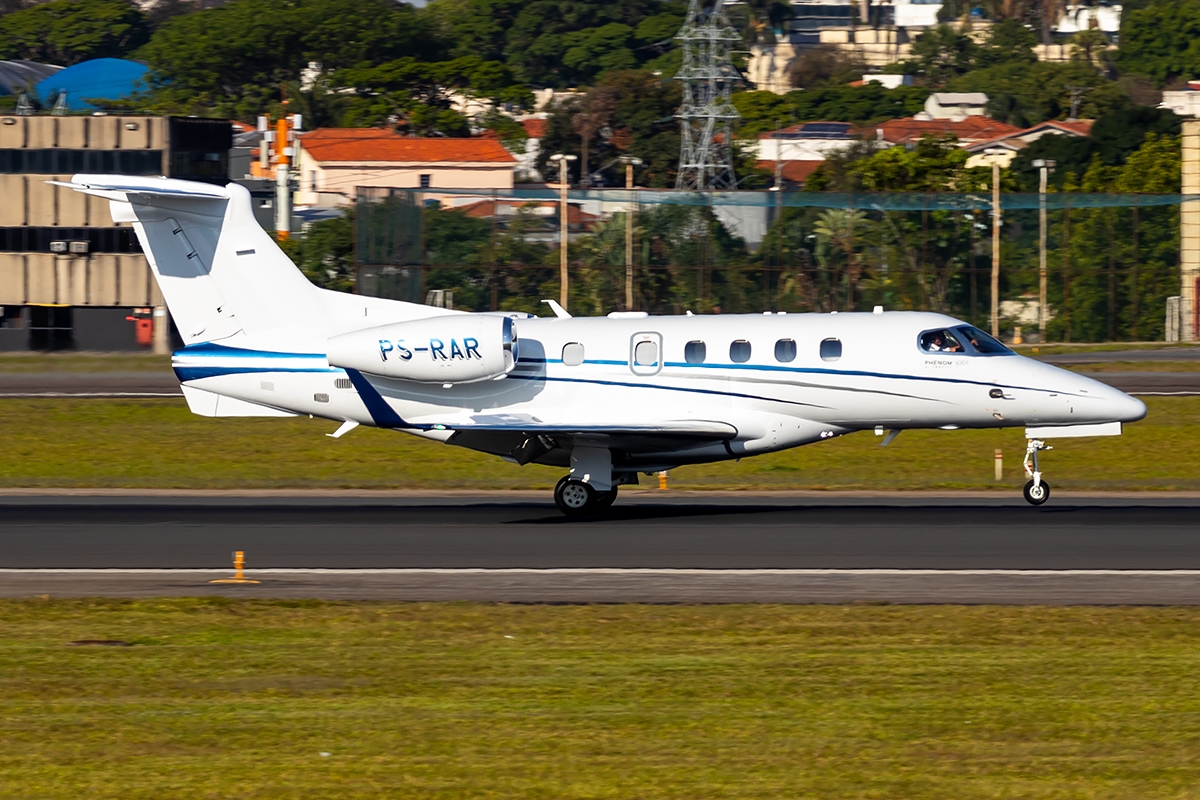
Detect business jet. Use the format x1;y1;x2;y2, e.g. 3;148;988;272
60;175;1147;516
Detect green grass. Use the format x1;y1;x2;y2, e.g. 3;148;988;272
0;396;1198;491
0;352;171;373
1013;342;1200;355
1;600;1199;798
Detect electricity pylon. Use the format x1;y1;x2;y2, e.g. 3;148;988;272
674;0;742;190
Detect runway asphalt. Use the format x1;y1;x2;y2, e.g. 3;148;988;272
2;493;1198;603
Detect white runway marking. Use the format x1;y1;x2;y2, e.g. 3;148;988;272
2;568;1199;576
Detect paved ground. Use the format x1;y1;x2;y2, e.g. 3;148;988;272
1;493;1198;603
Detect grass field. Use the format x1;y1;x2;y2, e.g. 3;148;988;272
1;600;1198;798
0;352;170;372
0;396;1198;491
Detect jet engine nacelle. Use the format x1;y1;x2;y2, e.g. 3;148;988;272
326;315;517;384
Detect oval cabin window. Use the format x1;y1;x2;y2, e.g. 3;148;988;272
685;340;706;364
729;340;751;363
820;338;842;362
562;342;584;366
634;340;659;367
775;339;796;363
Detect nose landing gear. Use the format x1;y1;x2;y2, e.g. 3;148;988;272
552;474;630;517
1022;438;1052;505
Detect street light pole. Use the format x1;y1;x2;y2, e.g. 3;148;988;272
1033;158;1056;342
618;156;643;311
549;153;577;310
986;148;1005;338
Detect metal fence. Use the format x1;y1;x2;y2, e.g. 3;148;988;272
354;186;1200;342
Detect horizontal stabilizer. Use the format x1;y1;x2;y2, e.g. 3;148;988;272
49;176;229;202
182;386;298;418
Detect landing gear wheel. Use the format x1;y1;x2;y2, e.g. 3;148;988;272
596;487;618;508
1023;479;1050;506
554;476;597;518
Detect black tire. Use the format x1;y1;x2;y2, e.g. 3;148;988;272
1023;479;1050;506
596;487;618;508
554;477;597;517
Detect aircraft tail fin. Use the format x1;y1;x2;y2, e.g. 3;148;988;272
61;175;322;345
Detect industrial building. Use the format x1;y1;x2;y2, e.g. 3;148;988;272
0;114;232;351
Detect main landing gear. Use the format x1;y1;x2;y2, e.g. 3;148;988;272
553;476;619;517
1022;438;1052;506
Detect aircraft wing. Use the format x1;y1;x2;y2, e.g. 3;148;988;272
403;413;737;465
405;412;736;439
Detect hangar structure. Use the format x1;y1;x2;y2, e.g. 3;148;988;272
0;114;230;351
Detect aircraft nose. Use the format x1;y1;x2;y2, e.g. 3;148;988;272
1111;389;1147;423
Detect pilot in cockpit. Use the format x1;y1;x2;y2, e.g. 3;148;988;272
921;330;963;353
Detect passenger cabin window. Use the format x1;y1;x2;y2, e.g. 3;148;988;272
730;340;751;363
562;342;584;366
685;340;706;364
634;340;659;367
820;338;842;361
918;326;1012;355
775;339;796;363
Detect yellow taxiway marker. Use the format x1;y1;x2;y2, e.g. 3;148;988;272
209;550;261;585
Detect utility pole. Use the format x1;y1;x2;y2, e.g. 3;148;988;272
549;153;577;310
986;148;1004;337
619;156;642;311
273;112;301;241
1033;158;1056;342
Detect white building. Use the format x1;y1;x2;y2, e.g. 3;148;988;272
922;92;989;120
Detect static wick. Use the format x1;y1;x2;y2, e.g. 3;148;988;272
209;550;261;585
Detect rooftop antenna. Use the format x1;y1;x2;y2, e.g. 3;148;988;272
674;0;741;190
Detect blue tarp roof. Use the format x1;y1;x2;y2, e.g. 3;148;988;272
34;58;148;110
0;60;63;95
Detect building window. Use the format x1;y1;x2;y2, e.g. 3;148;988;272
419;174;432;188
820;338;842;361
774;339;797;362
684;340;706;364
562;342;584;366
729;340;751;363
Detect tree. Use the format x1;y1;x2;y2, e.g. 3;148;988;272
538;69;681;188
732;86;930;137
900;25;980;84
1117;0;1200;84
294;209;356;293
137;0;445;118
0;0;149;66
789;45;864;89
947;61;1130;126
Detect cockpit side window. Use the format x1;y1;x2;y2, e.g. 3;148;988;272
954;325;1013;355
918;329;965;353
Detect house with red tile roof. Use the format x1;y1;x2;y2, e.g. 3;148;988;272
294;128;516;207
875;116;1026;146
962;119;1095;167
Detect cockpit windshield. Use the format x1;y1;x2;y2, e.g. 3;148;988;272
953;325;1013;355
918;326;1014;355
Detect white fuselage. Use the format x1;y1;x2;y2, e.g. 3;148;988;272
173;310;1146;472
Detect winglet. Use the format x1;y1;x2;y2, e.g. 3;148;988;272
542;299;571;319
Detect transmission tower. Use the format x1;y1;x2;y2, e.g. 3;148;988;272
674;0;742;190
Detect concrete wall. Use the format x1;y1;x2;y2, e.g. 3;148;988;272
0;115;162;310
1182;120;1200;341
0;115;164;152
0;253;161;306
